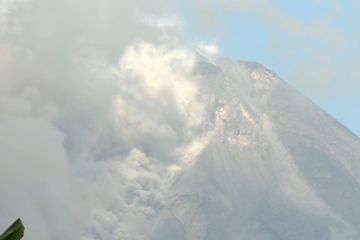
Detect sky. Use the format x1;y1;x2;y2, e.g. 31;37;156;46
0;1;360;240
179;0;360;137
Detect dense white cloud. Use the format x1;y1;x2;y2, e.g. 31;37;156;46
0;1;210;235
0;0;200;239
197;42;218;56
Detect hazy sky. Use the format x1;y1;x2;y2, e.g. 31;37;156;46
179;0;360;136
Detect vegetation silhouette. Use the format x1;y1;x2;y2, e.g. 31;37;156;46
0;219;24;240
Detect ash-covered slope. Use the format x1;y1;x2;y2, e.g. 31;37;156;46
150;58;360;240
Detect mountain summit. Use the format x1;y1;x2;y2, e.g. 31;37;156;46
149;58;360;240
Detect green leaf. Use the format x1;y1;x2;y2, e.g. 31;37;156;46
0;219;24;240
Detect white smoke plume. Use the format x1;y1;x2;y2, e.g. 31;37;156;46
0;1;214;239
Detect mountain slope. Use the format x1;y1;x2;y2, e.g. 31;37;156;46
150;59;360;240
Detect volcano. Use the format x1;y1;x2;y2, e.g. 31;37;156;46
149;58;360;240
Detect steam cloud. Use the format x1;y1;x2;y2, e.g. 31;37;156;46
0;1;214;239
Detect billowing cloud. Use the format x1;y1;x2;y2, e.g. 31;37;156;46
197;42;218;56
0;0;201;239
0;2;211;235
